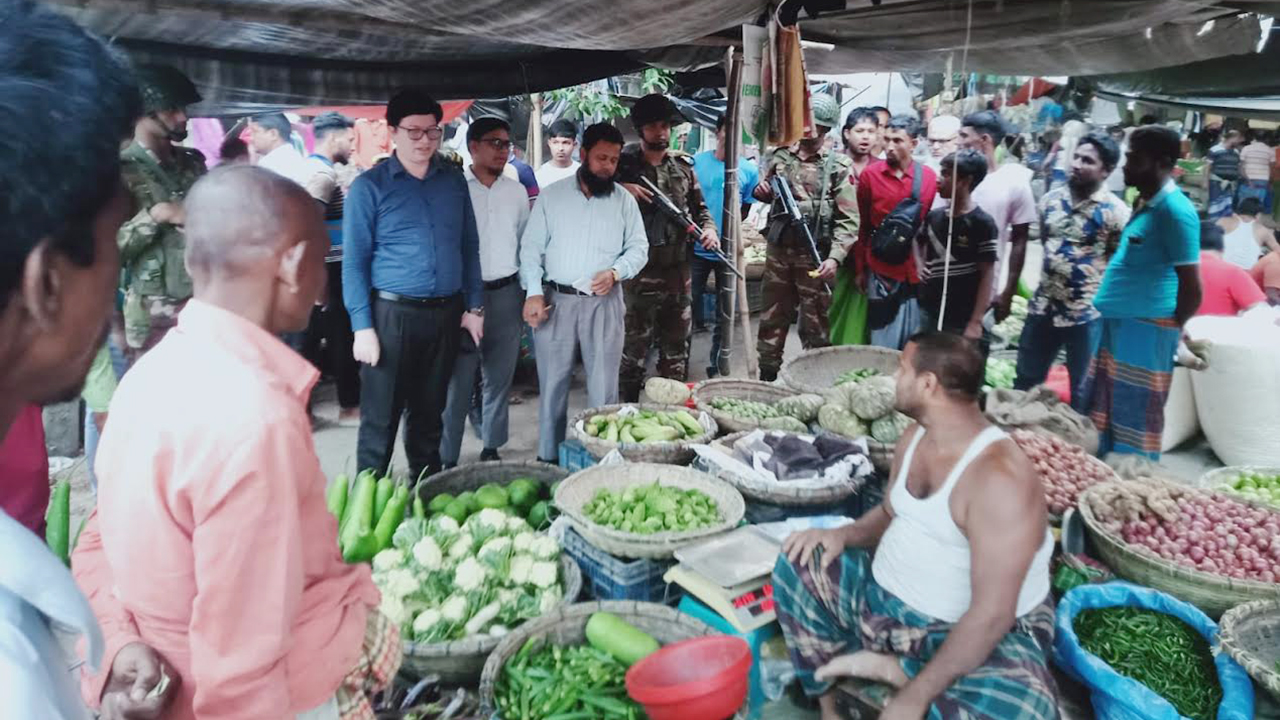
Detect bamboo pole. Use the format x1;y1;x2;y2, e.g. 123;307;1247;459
716;47;741;377
530;93;544;168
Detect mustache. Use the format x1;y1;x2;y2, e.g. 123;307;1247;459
578;165;615;195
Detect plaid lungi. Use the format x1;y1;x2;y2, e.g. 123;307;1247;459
335;609;402;720
773;549;1059;720
1083;317;1180;460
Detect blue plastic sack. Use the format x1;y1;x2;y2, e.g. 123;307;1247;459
1054;581;1254;720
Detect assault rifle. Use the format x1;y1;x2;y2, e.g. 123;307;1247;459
636;176;745;281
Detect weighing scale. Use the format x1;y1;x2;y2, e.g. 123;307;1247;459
664;525;781;633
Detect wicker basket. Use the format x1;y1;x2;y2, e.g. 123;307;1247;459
780;345;901;395
1196;465;1280;494
416;460;568;505
1219;600;1280;701
554;462;745;559
569;403;718;465
400;555;583;682
478;600;743;718
1077;483;1280;617
691;378;800;434
706;430;868;506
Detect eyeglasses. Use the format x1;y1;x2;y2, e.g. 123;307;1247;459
477;138;513;152
398;125;443;141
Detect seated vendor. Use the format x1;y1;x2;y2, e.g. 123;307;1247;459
773;331;1057;720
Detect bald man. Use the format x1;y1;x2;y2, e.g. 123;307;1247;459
73;167;395;720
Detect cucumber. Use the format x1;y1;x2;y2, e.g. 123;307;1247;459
585;611;660;666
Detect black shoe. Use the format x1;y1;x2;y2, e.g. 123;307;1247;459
759;368;778;382
536;456;558;465
480;448;501;462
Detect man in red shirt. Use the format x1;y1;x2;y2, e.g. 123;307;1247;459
857;116;937;350
1197;222;1268;316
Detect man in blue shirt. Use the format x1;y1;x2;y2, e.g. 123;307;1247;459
692;114;759;376
1086;125;1203;460
343;89;484;479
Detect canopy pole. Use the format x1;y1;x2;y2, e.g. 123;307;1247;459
721;46;756;379
530;92;544;169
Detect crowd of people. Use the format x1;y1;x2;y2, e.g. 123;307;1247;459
6;1;1280;716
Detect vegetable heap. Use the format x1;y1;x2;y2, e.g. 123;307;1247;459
834;367;882;386
706;393;821;433
1075;607;1221;720
372;511;564;642
1213;470;1280;509
984;357;1016;389
992;295;1029;347
495;612;659;720
328;470;412;564
642;377;691;406
819;373;910;444
583;409;705;444
1010;429;1115;516
1088;481;1280;582
424;477;553;531
584;482;720;534
743;244;767;264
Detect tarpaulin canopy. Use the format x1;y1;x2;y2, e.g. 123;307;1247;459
49;0;1271;115
288;102;473;121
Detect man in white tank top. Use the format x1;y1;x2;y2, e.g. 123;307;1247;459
772;332;1058;720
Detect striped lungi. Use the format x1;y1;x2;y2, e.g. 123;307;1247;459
772;549;1059;720
1084;317;1181;460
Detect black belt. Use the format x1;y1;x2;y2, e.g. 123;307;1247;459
374;290;460;307
484;273;519;291
548;282;592;297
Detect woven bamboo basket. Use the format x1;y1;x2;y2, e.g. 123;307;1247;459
706;430;868;506
416;460;568;506
1219;600;1280;701
569;403;718;465
779;345;901;395
1193;466;1280;508
400;555;583;681
691;378;800;434
478;601;744;718
554;462;745;559
1078;483;1280;617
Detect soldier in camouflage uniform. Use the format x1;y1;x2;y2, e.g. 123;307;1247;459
117;65;206;365
616;94;718;401
752;94;860;382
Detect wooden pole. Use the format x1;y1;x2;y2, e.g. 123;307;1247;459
530;93;544;169
716;47;747;376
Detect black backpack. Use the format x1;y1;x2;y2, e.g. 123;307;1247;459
869;163;925;266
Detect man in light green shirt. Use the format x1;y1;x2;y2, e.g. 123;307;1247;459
82;345;118;491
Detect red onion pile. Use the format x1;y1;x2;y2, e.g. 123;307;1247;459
1011;429;1116;516
1088;481;1280;584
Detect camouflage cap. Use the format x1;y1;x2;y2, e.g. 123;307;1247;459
810;93;840;129
630;93;685;130
136;64;202;113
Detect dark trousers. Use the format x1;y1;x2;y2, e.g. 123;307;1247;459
1013;314;1100;412
325;262;360;409
691;254;726;375
357;294;463;479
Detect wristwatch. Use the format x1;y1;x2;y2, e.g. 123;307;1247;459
610;268;620;282
467;306;485;317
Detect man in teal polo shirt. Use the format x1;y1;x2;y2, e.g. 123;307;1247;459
1086;125;1203;460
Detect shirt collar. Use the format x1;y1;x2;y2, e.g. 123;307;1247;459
877;159;915;179
177;299;319;401
1141;178;1179;212
309;154;334;167
388;152;441;180
0;510;104;672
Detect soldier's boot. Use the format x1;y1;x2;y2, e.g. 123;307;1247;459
619;381;643;404
759;367;779;383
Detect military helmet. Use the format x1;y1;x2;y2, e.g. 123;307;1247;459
630;93;685;130
136;64;202;113
810;93;840;129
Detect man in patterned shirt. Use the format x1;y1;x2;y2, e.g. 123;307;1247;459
1014;132;1129;410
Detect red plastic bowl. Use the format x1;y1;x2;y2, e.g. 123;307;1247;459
625;635;751;720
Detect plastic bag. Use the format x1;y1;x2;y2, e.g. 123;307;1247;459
1053;582;1254;720
1186;315;1280;466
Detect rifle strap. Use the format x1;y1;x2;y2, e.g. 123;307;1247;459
809;149;838;245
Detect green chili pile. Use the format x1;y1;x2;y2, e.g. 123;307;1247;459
1074;607;1222;720
496;638;642;720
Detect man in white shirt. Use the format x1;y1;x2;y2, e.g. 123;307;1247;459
441;117;531;466
251;112;312;186
520;122;649;462
535;119;580;188
959;110;1037;322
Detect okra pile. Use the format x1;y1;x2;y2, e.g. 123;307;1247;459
1074;607;1222;719
584;482;720;534
496;640;641;720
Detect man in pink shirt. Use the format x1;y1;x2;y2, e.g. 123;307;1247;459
1197;222;1268;316
74;166;394;720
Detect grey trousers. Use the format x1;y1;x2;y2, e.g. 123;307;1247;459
440;280;524;464
533;286;625;460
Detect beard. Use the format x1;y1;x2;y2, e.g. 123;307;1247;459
578;164;616;196
1067;174;1095;193
642;138;668;152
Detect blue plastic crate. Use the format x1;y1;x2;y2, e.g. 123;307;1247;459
558;439;598;473
561;527;682;603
